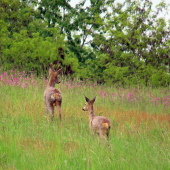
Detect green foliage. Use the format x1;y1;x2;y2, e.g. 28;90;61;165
1;27;66;75
89;0;170;86
0;0;79;77
0;0;170;86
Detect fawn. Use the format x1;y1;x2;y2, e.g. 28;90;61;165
82;96;111;143
44;63;62;121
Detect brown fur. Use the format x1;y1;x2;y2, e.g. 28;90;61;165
44;65;62;121
82;96;111;143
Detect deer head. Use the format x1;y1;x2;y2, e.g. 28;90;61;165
48;63;62;86
82;102;89;111
82;96;96;111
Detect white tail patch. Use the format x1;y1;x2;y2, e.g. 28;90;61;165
102;123;109;129
51;94;56;100
51;93;62;101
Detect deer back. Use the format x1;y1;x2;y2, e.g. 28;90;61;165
91;116;111;130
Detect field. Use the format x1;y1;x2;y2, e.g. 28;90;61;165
1;70;170;170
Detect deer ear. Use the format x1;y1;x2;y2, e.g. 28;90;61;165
49;67;53;76
92;96;96;103
84;95;89;103
57;68;62;75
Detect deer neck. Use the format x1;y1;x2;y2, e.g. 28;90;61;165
48;78;56;87
88;105;95;118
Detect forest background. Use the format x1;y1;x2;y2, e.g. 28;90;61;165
0;0;170;87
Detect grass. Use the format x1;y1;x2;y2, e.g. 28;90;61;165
0;70;170;169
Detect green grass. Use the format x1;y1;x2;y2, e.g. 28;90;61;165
0;81;170;170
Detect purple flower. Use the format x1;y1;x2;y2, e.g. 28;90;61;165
3;72;7;77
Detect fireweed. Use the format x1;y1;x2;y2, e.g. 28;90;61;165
0;70;170;113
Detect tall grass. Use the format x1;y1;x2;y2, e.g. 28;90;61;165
0;70;170;169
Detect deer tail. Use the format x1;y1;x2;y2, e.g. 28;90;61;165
102;122;111;129
51;93;62;101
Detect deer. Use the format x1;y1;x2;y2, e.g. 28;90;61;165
82;96;111;143
44;63;62;121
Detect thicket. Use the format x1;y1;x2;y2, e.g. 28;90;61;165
0;0;170;87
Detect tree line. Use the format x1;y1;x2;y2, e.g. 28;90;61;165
0;0;170;87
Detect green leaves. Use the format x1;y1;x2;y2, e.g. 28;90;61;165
0;0;170;87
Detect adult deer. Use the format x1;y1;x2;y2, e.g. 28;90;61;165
82;96;111;143
44;63;62;121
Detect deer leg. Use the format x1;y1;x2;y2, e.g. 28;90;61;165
90;127;93;136
89;122;94;136
99;129;106;144
106;130;110;146
45;106;49;121
47;103;54;121
106;130;110;141
44;96;49;118
91;130;94;136
46;105;48;117
56;101;62;121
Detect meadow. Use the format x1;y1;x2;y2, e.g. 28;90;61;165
0;70;170;170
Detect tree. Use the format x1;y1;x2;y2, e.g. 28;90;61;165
0;0;79;76
89;0;170;86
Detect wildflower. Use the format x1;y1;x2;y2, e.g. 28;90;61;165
3;72;7;77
